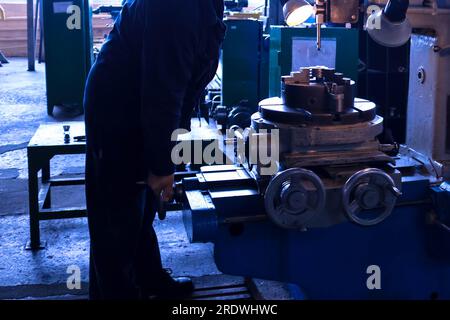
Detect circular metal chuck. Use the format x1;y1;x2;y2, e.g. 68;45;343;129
264;168;326;229
342;168;402;227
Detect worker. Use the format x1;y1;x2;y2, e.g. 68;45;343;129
84;0;225;299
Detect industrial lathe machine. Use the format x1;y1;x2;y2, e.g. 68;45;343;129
168;65;450;299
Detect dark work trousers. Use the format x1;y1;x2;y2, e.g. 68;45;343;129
84;0;225;300
86;146;163;299
84;60;163;299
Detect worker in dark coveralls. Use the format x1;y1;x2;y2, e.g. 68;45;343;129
84;0;225;299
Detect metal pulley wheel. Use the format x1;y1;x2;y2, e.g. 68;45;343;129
264;168;326;229
342;168;402;227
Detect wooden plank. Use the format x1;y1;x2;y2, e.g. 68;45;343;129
0;3;28;18
0;15;112;57
192;275;247;290
195;294;252;301
0;3;117;20
0;42;42;57
0;37;31;42
0;46;30;57
191;286;250;299
186;275;256;300
0;27;35;32
195;283;247;292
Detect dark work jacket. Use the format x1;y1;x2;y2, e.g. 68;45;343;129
84;0;225;179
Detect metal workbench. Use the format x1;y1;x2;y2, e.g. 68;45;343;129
26;121;86;250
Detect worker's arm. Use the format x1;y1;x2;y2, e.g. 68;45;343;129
178;2;226;131
140;0;197;178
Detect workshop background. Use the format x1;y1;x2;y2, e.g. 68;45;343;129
0;0;450;300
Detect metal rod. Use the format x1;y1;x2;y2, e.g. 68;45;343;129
314;0;324;51
33;0;39;52
27;157;40;249
38;0;44;63
435;220;450;233
316;23;321;50
27;0;35;71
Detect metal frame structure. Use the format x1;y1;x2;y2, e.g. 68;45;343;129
26;122;87;250
27;0;36;71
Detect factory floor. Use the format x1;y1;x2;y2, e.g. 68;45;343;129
0;58;292;300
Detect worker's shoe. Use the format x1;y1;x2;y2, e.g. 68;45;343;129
146;269;194;299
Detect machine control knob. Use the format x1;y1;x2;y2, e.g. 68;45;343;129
342;168;401;227
264;168;326;229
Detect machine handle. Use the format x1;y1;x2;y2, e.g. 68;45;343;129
157;201;185;221
427;211;450;233
156;182;185;221
435;220;450;233
157;200;167;221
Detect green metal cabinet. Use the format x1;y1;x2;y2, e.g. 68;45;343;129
269;26;359;97
42;0;93;115
221;19;269;111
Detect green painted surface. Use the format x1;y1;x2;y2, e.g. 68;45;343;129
269;26;359;97
222;19;268;110
42;0;93;114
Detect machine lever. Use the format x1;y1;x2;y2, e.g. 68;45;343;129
436;220;450;233
388;186;402;198
156;182;185;221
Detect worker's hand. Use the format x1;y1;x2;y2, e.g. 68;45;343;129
147;173;174;202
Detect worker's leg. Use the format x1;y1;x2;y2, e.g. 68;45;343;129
88;246;101;299
134;187;195;298
134;189;164;294
86;147;145;299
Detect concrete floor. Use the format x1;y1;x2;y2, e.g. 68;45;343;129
0;58;221;299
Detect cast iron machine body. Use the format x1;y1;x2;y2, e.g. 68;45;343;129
174;67;450;299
